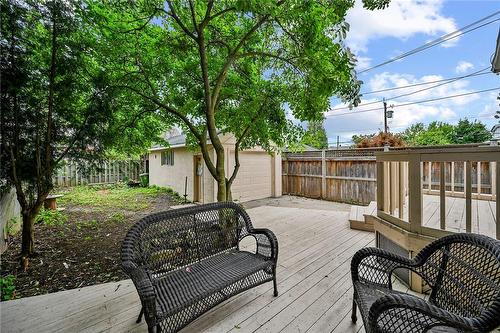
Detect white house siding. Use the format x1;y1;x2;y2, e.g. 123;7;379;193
149;136;281;203
228;150;273;202
149;148;195;199
149;147;216;203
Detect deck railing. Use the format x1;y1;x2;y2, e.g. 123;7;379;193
376;145;500;240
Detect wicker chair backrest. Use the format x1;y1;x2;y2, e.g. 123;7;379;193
418;235;500;319
122;203;251;276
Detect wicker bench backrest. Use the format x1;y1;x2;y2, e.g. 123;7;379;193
417;234;500;319
122;202;252;276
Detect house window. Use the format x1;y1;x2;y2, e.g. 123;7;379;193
161;150;174;166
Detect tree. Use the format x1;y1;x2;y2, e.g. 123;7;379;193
355;132;405;148
302;120;328;149
400;120;491;146
0;0;161;262
352;133;376;146
453;119;492;144
95;0;390;201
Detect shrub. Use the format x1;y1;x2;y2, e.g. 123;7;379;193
0;275;16;301
35;208;67;227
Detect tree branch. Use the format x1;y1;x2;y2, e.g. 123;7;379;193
237;51;299;68
211;15;270;108
209;7;236;21
163;1;197;40
117;85;201;141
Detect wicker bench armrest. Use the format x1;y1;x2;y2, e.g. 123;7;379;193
368;294;476;333
250;228;278;262
123;260;156;321
351;247;416;287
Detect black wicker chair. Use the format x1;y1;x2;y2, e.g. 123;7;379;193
351;233;500;332
121;202;278;333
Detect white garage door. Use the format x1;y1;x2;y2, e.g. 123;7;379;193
229;151;272;202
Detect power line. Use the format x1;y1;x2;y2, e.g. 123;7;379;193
328;113;497;134
326;87;500;117
358;11;500;74
331;67;491;112
360;71;491;96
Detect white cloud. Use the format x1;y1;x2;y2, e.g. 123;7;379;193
455;61;474;73
346;0;458;54
323;70;488;141
355;56;372;71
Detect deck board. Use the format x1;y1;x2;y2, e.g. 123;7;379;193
1;205;376;333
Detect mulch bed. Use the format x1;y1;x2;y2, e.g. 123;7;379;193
0;193;177;300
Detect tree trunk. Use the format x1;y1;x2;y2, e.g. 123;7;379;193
216;175;227;201
226;180;233;201
21;212;35;257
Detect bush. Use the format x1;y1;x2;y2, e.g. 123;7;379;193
35;208;67;227
0;275;16;301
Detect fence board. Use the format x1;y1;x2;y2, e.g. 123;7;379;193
53;160;141;187
282;151;377;205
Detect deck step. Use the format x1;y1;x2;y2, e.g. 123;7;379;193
349;201;377;232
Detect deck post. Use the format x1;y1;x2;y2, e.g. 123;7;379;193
477;161;481;199
451;161;455;195
321;150;326;199
465;161;472;233
399;162;404;219
377;161;385;215
408;156;422;233
428;161;432;192
440;162;446;230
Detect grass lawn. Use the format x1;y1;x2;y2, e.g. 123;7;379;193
58;184;183;211
1;184;184;301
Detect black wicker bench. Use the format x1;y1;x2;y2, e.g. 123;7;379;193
351;233;500;332
122;202;278;333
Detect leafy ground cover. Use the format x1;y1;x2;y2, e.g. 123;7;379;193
0;184;184;300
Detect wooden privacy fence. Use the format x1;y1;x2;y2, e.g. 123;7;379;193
282;149;381;205
53;160;141;187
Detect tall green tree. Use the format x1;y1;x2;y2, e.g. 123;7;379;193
0;0;161;262
453;119;492;144
302;120;328;149
401;120;492;146
95;0;390;201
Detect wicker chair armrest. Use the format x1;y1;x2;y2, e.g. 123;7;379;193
123;260;156;320
249;228;278;262
351;247;416;287
368;294;476;333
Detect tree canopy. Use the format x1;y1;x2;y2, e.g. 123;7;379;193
401;120;492;146
301;120;328;149
92;0;390;201
0;0;163;260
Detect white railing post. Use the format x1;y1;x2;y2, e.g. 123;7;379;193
451;161;455;195
408;156;422;233
440;162;446;230
377;161;385;215
465;161;472;233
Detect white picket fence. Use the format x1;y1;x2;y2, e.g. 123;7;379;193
53;160;141;187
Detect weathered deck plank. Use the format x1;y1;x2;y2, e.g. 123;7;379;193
1;204;373;333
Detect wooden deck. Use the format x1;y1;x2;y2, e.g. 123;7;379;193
349;195;497;239
1;204;379;333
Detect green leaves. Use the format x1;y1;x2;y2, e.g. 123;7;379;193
401;120;492;146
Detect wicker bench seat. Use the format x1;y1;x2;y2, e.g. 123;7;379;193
351;233;500;333
122;202;278;333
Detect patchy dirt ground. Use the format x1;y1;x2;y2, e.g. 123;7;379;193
0;185;183;300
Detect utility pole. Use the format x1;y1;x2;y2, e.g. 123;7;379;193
336;135;339;148
383;98;388;134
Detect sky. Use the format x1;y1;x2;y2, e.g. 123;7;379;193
324;0;500;146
